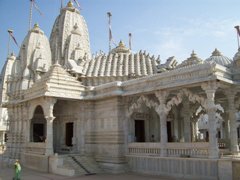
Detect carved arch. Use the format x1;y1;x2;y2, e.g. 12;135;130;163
28;98;57;120
165;89;224;113
29;104;45;120
128;95;156;117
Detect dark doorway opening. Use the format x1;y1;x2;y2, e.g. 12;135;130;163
167;121;172;142
135;120;145;142
206;131;209;142
31;105;46;143
65;122;73;146
33;123;44;142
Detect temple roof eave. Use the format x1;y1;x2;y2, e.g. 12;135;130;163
18;64;87;102
82;62;234;100
5;58;235;104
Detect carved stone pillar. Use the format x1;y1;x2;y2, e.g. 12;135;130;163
45;116;55;155
78;108;85;154
226;91;239;154
44;98;57;156
182;100;191;142
222;113;230;141
202;82;219;158
172;106;179;141
191;118;199;142
22;103;29;156
13;106;18;159
155;90;169;157
22;103;28;143
16;105;21;158
7;107;14;159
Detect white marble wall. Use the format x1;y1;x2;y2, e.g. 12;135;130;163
84;97;127;172
128;155;218;180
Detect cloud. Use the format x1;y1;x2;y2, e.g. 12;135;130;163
149;17;240;62
156;38;187;62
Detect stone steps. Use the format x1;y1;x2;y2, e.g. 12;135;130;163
59;155;103;176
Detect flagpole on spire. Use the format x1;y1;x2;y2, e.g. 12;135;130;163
29;0;43;30
129;33;132;51
234;25;240;49
73;0;80;8
107;12;112;52
7;29;13;56
61;0;63;9
29;0;34;30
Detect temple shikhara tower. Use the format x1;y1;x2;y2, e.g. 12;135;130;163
1;1;240;179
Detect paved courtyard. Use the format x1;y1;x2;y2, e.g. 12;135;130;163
0;166;179;180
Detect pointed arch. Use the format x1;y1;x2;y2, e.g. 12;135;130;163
30;105;46;142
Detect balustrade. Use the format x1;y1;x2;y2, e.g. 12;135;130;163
128;142;209;158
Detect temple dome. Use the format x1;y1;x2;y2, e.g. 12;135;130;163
16;24;52;90
81;51;158;86
177;51;203;68
18;24;51;73
50;1;91;65
205;49;232;67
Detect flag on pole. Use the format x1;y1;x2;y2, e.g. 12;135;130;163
107;12;112;51
107;12;117;50
235;26;240;37
30;0;43;15
107;12;112;41
8;30;19;47
73;0;80;8
129;33;132;50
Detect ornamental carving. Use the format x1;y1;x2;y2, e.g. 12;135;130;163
128;95;156;117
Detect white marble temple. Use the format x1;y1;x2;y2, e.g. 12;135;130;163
1;1;240;179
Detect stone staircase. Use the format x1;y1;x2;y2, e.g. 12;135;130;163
60;155;103;176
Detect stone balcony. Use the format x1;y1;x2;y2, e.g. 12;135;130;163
128;142;210;158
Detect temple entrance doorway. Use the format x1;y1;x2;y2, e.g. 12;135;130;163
167;121;172;142
135;120;145;142
53;100;79;154
65;122;73;147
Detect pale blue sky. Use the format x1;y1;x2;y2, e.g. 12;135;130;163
0;0;240;70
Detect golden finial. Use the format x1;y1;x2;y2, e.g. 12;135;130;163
212;48;222;56
34;23;39;28
119;40;125;47
191;50;197;58
67;1;73;7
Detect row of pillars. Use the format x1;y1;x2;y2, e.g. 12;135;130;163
7;98;57;157
155;83;239;159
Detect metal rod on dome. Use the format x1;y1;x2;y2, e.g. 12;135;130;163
61;0;64;9
7;29;13;56
237;33;240;49
107;12;112;52
29;0;34;30
234;26;240;49
129;33;132;51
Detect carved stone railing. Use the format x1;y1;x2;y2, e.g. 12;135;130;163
128;143;161;156
166;142;209;157
128;142;209;158
25;142;46;155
